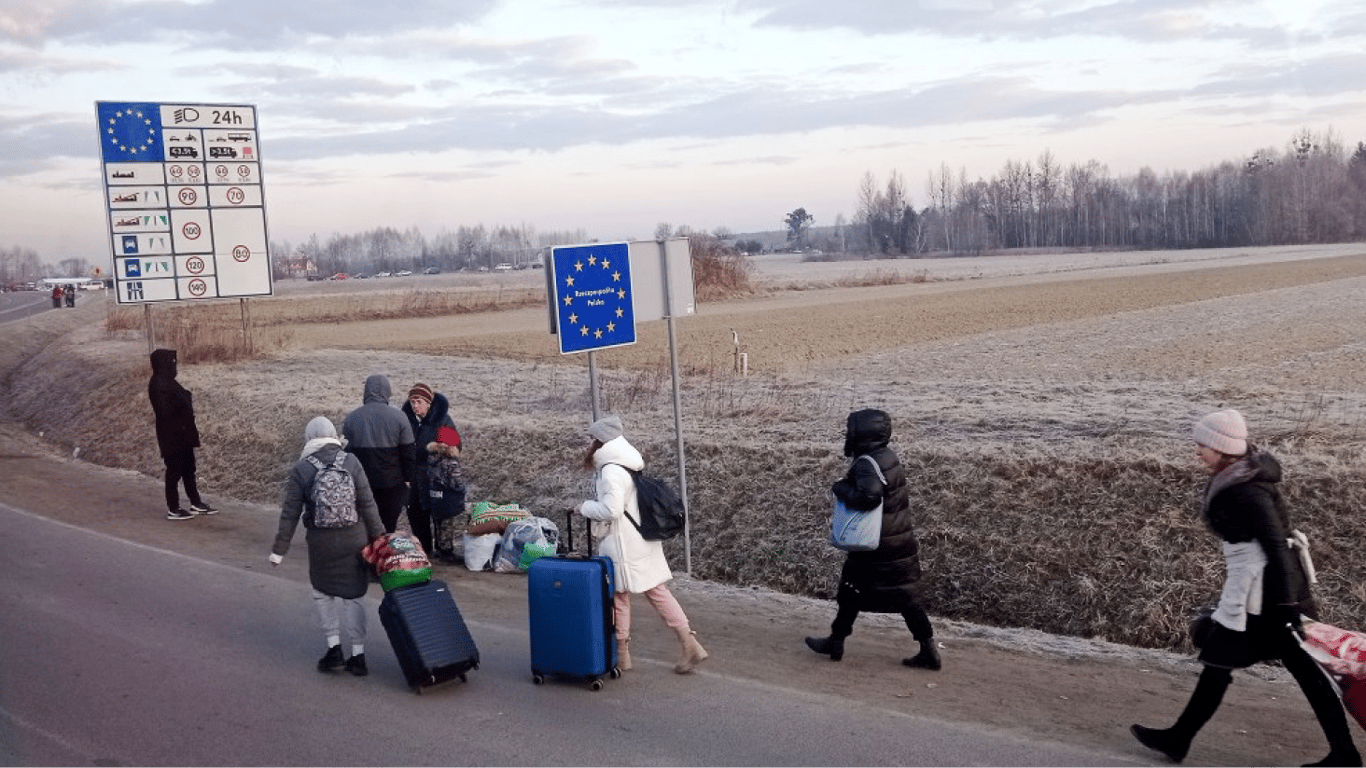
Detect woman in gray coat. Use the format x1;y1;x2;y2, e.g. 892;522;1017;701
270;416;384;676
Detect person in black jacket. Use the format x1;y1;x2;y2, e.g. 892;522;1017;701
341;374;416;535
805;408;940;670
400;381;458;558
148;348;216;520
1131;409;1360;767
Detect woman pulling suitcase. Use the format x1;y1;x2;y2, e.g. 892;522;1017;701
574;415;708;674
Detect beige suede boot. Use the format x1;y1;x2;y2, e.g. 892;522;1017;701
673;626;708;674
616;637;632;671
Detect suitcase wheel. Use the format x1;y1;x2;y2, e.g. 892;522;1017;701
609;667;622;679
590;678;604;692
532;672;546;685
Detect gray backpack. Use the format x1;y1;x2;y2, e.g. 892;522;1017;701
305;452;358;528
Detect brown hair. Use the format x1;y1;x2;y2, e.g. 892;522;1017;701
581;438;603;470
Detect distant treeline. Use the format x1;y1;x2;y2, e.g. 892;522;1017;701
833;127;1366;256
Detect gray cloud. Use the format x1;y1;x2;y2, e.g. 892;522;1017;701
13;0;499;49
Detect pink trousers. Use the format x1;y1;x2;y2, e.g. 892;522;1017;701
614;583;688;640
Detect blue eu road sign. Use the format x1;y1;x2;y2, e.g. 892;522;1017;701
97;102;164;163
551;242;636;354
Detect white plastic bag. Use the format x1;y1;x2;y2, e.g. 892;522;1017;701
462;532;502;571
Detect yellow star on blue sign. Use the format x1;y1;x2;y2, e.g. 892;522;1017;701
97;102;163;162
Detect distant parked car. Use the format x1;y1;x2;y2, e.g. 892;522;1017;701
329;273;349;280
494;263;513;272
396;269;412;277
375;271;391;278
354;273;369;279
307;274;324;281
422;267;440;275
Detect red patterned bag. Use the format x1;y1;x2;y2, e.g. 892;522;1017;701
1300;621;1366;730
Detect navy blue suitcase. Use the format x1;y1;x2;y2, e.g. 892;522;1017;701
378;579;479;693
528;553;620;690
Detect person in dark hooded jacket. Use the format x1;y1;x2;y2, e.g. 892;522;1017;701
1131;409;1359;767
341;374;416;535
805;408;940;670
148;348;216;520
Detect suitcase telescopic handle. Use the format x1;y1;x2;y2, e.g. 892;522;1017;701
564;508;592;558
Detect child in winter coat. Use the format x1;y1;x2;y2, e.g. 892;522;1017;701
426;425;466;562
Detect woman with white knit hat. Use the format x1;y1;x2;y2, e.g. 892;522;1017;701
1131;409;1360;767
574;415;708;674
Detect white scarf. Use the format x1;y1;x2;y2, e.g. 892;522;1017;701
300;437;342;460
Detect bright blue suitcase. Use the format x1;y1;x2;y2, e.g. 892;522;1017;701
527;555;620;690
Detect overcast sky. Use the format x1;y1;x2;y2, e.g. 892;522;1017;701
3;0;1364;264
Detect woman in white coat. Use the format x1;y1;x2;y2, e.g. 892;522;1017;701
575;415;708;674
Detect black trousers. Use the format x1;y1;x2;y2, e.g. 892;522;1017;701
405;486;433;557
162;448;202;511
831;583;934;642
372;484;409;535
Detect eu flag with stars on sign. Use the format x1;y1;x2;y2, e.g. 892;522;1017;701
97;102;163;163
552;242;636;354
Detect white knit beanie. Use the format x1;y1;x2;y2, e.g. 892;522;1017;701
587;415;624;444
1192;409;1248;456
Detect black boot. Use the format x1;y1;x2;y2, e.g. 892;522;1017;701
1131;724;1191;763
317;645;344;673
1131;665;1230;763
902;640;941;670
804;635;844;661
1302;747;1362;767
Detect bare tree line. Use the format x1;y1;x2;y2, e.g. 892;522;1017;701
843;127;1366;257
273;223;594;278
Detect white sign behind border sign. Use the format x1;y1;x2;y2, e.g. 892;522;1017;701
96;101;273;304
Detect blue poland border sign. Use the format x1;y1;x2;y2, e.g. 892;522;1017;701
550;242;636;354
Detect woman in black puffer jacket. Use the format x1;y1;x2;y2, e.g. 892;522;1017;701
1131;409;1359;767
805;408;940;670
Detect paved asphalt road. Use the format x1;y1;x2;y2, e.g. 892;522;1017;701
0;290;59;324
0;479;1127;766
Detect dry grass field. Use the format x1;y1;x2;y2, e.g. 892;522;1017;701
6;242;1366;652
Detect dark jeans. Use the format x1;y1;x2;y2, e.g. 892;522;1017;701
162;448;203;511
372;484;409;535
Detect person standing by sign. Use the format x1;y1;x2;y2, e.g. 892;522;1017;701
148;348;217;520
574;415;709;675
51;284;62;308
805;408;940;670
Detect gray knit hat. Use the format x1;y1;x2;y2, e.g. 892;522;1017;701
1193;409;1248;456
588;415;624;444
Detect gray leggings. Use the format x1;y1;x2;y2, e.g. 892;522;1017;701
312;590;366;649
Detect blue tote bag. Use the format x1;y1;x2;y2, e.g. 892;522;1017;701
829;455;886;552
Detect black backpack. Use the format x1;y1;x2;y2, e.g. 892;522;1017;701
614;465;686;541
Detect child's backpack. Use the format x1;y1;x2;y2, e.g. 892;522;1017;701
305;452;358;528
614;465;686;541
